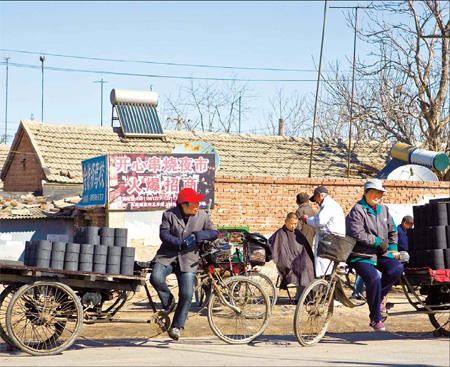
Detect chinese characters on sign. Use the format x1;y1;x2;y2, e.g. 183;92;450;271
109;153;215;210
77;155;107;208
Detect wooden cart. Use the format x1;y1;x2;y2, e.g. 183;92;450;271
0;262;164;356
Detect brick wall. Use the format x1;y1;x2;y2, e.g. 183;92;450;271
3;133;44;192
211;175;450;236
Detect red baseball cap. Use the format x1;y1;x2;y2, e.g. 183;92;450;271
177;188;206;204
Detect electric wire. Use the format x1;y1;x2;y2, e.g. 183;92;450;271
0;48;322;73
0;61;321;82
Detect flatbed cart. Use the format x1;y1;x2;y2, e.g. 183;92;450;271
0;262;166;356
0;240;272;356
387;267;450;336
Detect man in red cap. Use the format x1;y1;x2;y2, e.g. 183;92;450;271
150;188;218;341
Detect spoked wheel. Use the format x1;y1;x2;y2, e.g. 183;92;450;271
428;312;450;336
247;271;278;308
207;275;271;344
6;281;83;356
0;285;19;347
294;279;334;347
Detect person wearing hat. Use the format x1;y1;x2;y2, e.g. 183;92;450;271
299;186;346;277
346;178;404;331
295;192;316;249
150;188;218;341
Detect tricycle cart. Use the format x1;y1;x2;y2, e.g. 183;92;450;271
389;267;450;336
0;262;154;356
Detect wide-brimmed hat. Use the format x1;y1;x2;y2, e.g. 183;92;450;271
309;186;328;202
177;188;206;204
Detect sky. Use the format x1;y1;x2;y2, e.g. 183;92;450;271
0;1;378;144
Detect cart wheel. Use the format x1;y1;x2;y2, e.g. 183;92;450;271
428;313;449;336
0;285;19;347
151;311;170;333
6;281;83;356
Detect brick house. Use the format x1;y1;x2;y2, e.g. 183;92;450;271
1;120;449;241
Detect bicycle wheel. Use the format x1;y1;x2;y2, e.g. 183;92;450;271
247;271;277;308
207;275;271;344
429;312;450;336
0;285;19;347
6;281;83;356
294;279;334;347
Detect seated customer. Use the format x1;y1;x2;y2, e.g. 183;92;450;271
270;212;315;301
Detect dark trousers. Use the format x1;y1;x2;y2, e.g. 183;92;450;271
150;262;196;329
350;257;404;322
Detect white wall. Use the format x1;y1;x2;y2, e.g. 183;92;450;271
108;210;165;247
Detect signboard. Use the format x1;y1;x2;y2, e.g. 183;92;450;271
109;153;215;210
77;155;107;208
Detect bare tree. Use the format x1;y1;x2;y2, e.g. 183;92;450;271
164;76;253;133
322;1;449;152
263;87;312;137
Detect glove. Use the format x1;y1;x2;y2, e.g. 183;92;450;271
379;242;388;254
180;234;196;250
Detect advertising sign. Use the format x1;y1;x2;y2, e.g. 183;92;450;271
77;155;107;208
108;153;215;210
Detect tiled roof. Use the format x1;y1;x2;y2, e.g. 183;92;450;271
0;144;10;170
2;120;390;184
0;193;79;219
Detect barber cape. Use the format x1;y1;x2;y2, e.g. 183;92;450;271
269;225;315;289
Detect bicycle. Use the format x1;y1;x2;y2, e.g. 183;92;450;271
194;234;277;310
195;239;272;344
293;231;367;346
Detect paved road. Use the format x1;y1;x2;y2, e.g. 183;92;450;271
1;332;449;366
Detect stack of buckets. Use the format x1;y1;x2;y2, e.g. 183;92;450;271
24;227;135;275
408;198;450;269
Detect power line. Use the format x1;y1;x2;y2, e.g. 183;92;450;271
0;61;360;83
0;61;320;82
0;48;321;73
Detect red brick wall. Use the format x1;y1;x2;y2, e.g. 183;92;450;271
3;133;44;192
211;175;450;236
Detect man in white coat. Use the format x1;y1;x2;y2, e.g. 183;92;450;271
300;186;345;277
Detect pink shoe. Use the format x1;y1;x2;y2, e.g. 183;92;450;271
370;320;386;331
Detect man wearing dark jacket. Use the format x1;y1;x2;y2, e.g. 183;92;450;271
150;188;218;341
295;192;316;249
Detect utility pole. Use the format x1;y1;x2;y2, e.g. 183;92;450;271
238;94;241;134
94;78;108;126
4;57;10;144
308;0;328;178
167;115;190;131
40;56;45;121
330;4;372;178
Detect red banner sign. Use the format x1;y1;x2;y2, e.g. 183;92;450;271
108;153;215;210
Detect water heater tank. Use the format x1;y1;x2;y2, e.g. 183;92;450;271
110;89;158;106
